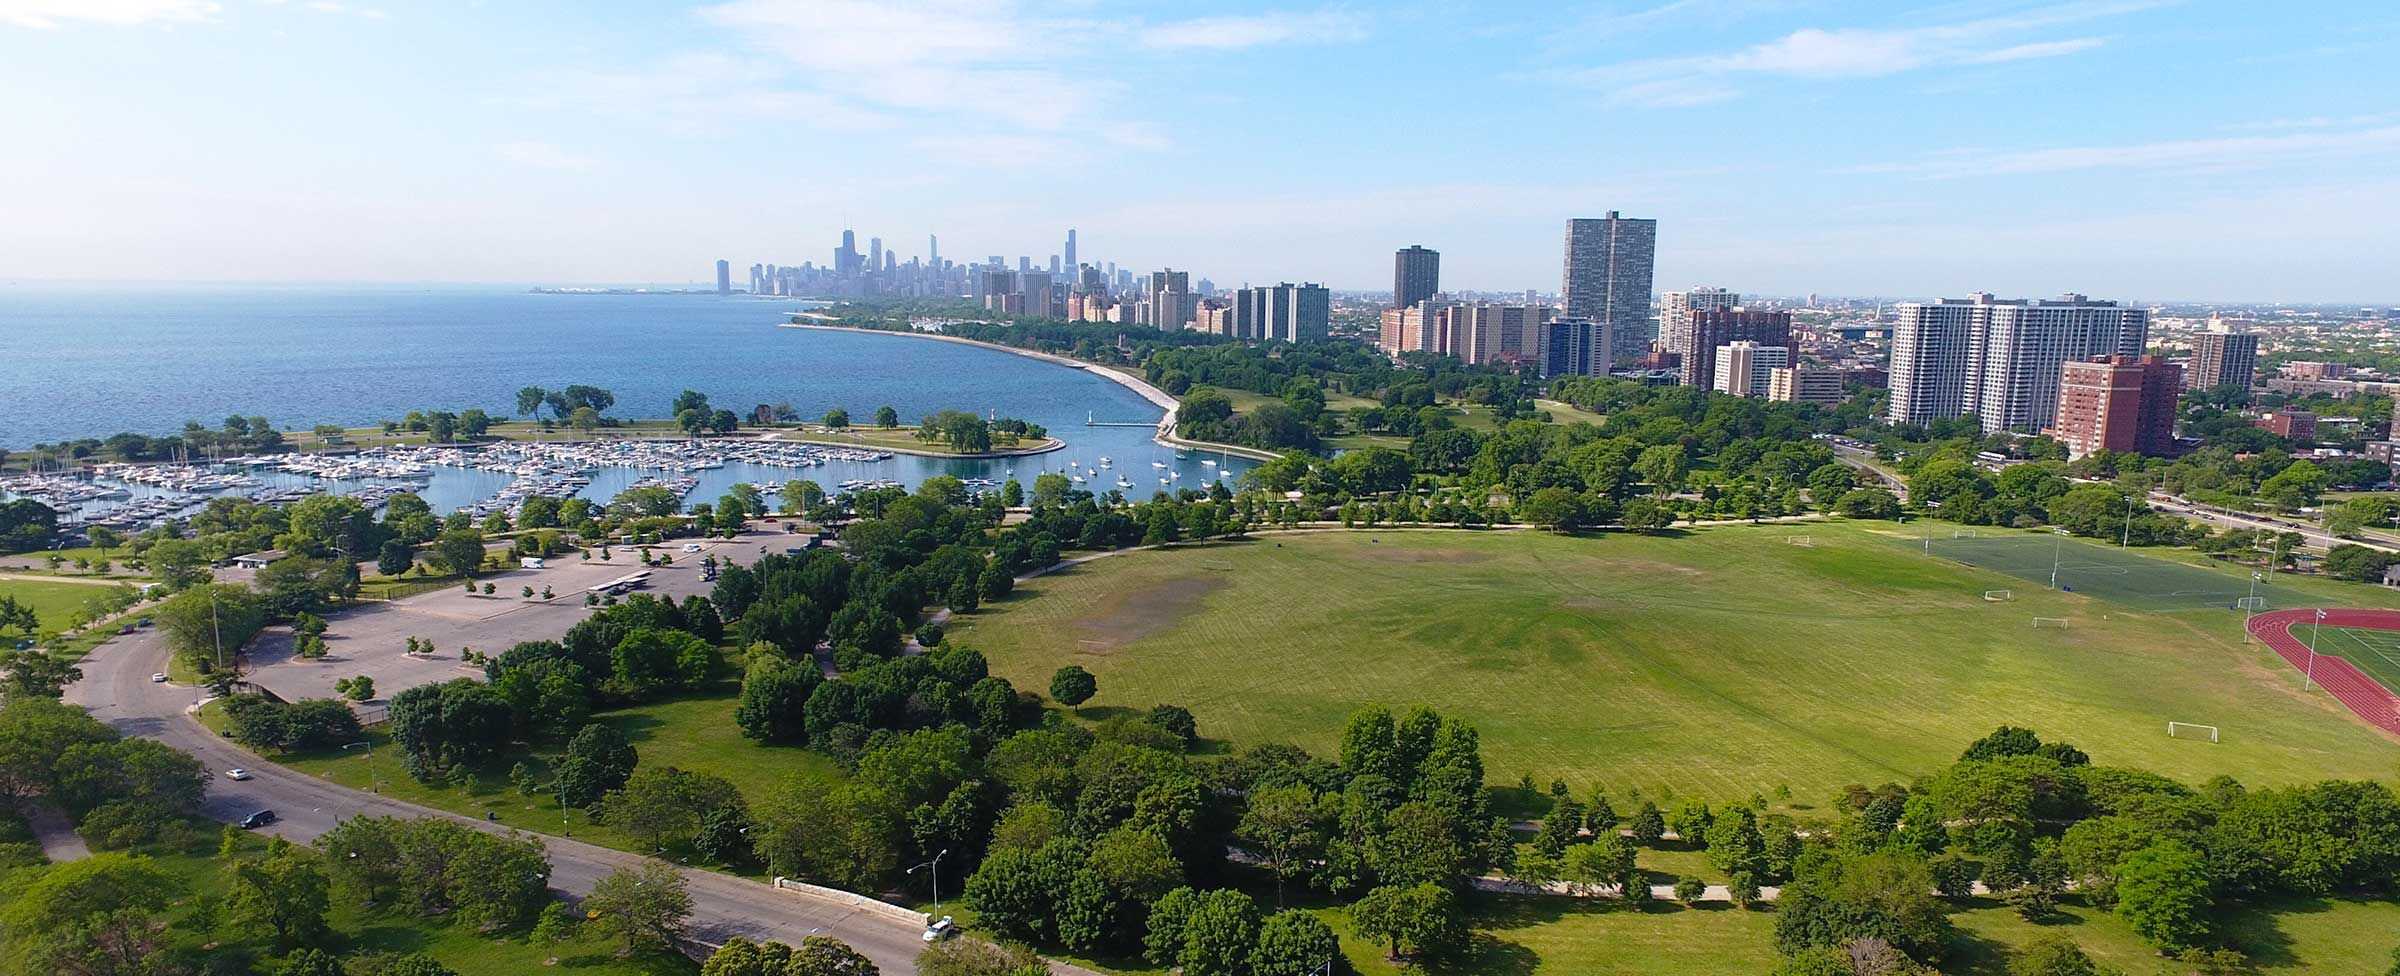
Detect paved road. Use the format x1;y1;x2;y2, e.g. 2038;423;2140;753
63;628;948;973
2147;493;2397;554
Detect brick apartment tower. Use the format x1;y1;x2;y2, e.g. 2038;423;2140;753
2048;355;2182;459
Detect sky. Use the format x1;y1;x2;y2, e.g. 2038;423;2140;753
3;0;2397;302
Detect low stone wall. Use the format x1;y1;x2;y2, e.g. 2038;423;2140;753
770;876;928;926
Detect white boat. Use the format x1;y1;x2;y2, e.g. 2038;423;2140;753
1098;457;1112;467
1070;474;1086;482
1201;459;1216;467
1151;461;1167;469
1115;477;1132;489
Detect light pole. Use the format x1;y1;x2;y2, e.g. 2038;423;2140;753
555;767;571;837
908;848;951;912
344;740;377;793
2050;529;2067;589
2121;494;2136;548
2305;608;2325;692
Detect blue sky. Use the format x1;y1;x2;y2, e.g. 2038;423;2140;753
3;0;2396;302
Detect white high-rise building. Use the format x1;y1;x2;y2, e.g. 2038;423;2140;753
1713;341;1789;397
1887;293;2150;432
1661;287;1739;359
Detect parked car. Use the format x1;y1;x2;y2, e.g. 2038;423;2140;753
117;625;137;635
922;916;955;942
138;617;153;627
225;768;252;781
682;543;703;553
150;672;168;683
239;810;277;829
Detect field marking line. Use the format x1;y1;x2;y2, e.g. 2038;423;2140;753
2332;628;2400;679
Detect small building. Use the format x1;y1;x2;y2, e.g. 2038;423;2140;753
230;550;286;570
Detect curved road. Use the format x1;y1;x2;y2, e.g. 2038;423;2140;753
62;627;985;974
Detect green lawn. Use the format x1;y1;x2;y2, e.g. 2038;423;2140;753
948;523;2400;801
270;692;842;867
1533;398;1610;427
0;577;133;633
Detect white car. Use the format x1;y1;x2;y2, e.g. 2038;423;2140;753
225;768;252;781
922;916;955;942
150;672;168;683
681;543;703;553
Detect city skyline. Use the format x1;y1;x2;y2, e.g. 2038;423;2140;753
3;2;2398;301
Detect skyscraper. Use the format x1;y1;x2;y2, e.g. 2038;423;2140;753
1393;245;1440;309
714;260;730;295
1887;293;2150;433
1713;341;1789;397
1064;229;1077;277
1660;287;1739;365
1148;269;1192;331
2190;329;2259;393
929;235;939;268
868;237;882;273
838;229;858;275
1561;212;1657;365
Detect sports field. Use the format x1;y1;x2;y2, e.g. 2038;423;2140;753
2320;626;2400;695
0;577;120;634
952;523;2400;800
1909;529;2280;611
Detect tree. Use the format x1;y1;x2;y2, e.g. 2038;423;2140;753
1349;882;1464;961
227;838;333;949
2114;839;2211;952
823;408;851;429
1049;665;1097;706
584;862;692;957
787;935;880;976
1772;851;1952;963
0;852;177;971
1520;487;1583;531
1252;909;1339;976
1240;784;1330;905
429;528;486;577
966;846;1062;943
735;656;819;744
915;938;1044;976
1674;876;1708;903
557;723;638;807
1630;800;1666;844
1178;889;1260;976
2011;934;2121;976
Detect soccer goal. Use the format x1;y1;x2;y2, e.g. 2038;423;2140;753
1785;535;1813;546
1953;529;1981;539
2236;597;2267;610
2031;617;2070;628
1984;589;2014;602
2167;721;2220;743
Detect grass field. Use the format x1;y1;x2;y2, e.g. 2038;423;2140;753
2319;626;2400;695
951;523;2400;799
0;577;128;633
1913;530;2299;611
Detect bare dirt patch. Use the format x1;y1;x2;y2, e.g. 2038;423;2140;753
1070;576;1227;652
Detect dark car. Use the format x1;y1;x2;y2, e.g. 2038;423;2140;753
239;810;277;829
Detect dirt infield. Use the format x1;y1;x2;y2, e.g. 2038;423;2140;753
2247;608;2400;737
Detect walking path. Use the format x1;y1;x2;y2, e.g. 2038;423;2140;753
0;571;141;587
21;800;90;862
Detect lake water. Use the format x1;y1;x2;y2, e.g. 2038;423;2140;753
0;285;1249;514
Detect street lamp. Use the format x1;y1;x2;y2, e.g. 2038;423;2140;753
2121;494;2136;548
908;848;951;912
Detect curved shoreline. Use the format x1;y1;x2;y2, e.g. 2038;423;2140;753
777;322;1283;463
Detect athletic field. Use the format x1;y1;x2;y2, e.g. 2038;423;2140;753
2321;626;2400;696
1906;529;2278;612
953;523;2400;800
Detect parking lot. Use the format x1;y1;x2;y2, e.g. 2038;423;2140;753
245;535;776;704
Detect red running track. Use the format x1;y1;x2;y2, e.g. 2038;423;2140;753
2246;608;2400;737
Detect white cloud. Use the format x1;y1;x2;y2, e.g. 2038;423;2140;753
1850;124;2400;179
511;52;897;136
1138;11;1365;51
1558;0;2154;106
496;140;597;172
0;0;219;29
